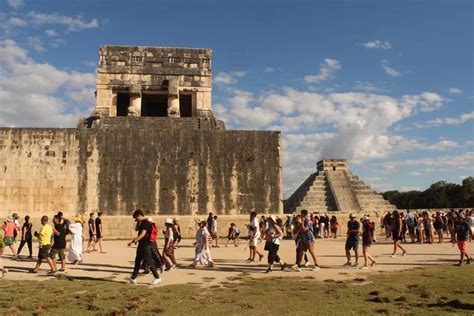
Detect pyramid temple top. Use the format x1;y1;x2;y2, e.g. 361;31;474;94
316;159;348;171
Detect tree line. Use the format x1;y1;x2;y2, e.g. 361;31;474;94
382;177;474;209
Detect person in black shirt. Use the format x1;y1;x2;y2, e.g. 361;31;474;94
128;210;161;285
95;212;106;253
344;214;360;267
454;215;472;266
87;213;97;253
17;215;33;258
50;215;67;272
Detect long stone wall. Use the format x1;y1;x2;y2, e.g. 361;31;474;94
0;120;282;215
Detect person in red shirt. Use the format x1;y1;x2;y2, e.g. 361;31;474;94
2;215;19;258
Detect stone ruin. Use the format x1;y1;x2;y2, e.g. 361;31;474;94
284;159;395;213
0;46;282;215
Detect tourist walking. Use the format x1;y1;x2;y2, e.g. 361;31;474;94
454;214;472;266
173;218;182;248
391;210;407;257
330;215;339;238
87;212;96;252
246;211;264;262
128;210;161;285
405;210;416;242
292;209;319;271
433;212;444;243
95;212;106;253
264;216;285;273
344;213;360;267
190;218;214;268
2;215;19;258
32;216;55;274
361;216;376;269
50;215;67;272
163;218;177;270
17;215;33;258
226;223;240;247
68;215;84;264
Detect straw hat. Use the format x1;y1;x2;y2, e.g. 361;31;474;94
5;215;13;222
72;215;83;223
165;218;173;225
197;218;206;224
173;217;180;222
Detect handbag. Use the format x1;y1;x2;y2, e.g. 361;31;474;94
264;240;272;251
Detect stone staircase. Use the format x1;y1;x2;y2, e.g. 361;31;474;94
284;160;395;214
284;171;337;213
325;170;362;213
346;171;395;212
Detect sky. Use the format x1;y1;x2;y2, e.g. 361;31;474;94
0;0;473;198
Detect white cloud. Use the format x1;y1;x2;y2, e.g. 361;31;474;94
214;71;247;85
353;81;387;93
7;0;24;9
264;67;274;73
448;87;462;95
417;111;474;127
8;17;27;27
361;40;391;50
44;29;58;37
381;59;400;77
304;58;341;83
27;12;99;32
0;39;95;127
26;36;45;52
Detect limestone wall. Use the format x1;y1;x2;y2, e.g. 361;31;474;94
0;122;282;215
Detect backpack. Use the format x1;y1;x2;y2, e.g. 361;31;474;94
149;221;158;243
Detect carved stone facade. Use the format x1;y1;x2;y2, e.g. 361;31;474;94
96;46;213;119
0;46;283;215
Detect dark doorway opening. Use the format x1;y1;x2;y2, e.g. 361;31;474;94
141;94;168;117
333;166;336;171
116;93;129;116
179;94;193;117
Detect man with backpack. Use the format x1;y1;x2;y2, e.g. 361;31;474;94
128;210;161;285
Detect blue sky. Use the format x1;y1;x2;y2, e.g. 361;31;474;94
0;0;472;197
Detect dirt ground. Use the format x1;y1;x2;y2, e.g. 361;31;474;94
1;237;468;286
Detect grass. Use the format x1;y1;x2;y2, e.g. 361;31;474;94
0;264;473;315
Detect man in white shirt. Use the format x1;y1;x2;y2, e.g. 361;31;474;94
246;211;264;263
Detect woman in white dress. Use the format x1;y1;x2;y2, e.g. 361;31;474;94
68;215;85;264
190;219;214;268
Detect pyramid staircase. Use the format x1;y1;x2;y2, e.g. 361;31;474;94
284;159;395;213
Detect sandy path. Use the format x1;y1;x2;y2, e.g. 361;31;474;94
1;238;465;286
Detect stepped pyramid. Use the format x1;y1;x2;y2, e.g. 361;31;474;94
284;159;395;213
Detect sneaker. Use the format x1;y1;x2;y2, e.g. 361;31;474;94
467;257;471;265
361;266;368;270
258;254;264;262
280;263;286;271
457;261;463;266
47;270;57;276
371;261;377;267
151;278;162;285
402;250;407;256
312;265;320;271
352;262;359;267
169;264;176;270
128;277;137;284
290;264;301;272
264;268;272;274
304;261;310;267
390;254;396;258
343;262;352;267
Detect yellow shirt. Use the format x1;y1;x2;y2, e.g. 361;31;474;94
38;223;53;246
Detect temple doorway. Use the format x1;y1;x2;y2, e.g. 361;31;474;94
141;94;168;117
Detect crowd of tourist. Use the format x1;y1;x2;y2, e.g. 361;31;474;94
0;208;472;285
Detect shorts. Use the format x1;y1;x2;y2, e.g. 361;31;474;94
457;240;468;253
89;231;96;239
330;228;337;234
50;248;66;260
229;232;240;240
362;242;372;247
345;238;359;251
38;245;51;260
300;240;315;252
392;230;402;241
3;237;14;247
249;237;259;247
407;226;415;234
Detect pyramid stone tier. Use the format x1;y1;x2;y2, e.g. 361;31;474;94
284;159;395;213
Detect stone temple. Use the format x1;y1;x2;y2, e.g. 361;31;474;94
0;46;282;215
284;159;395;213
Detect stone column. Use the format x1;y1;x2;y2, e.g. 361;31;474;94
168;77;180;117
128;93;141;117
